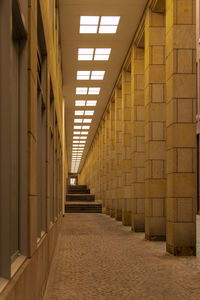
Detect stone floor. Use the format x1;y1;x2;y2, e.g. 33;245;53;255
44;214;200;300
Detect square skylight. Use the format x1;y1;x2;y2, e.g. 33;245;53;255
80;16;99;25
81;131;88;135
100;16;120;25
80;16;120;35
77;71;90;80
82;125;90;129
99;26;117;34
88;87;100;95
80;136;87;140
75;101;86;106
91;71;105;80
86;100;97;106
76;87;88;95
94;48;111;60
74;119;83;123
74;125;82;129
73;136;80;139
73;131;80;135
83;119;92;123
78;48;94;61
80;26;98;34
85;110;94;116
80;140;86;143
75;110;84;116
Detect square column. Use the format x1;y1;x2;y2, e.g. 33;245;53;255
166;0;196;255
109;101;116;218
105;110;110;214
145;8;166;240
115;88;123;221
122;71;132;226
131;46;145;232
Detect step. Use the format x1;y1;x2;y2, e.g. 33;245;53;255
66;194;95;202
67;185;87;191
67;189;90;194
65;201;102;213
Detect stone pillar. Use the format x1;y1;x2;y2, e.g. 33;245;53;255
101;120;106;208
166;0;196;255
110;100;116;218
131;46;145;232
122;71;132;226
144;7;166;240
115;88;123;221
105;110;110;215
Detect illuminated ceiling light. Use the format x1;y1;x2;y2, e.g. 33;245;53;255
72;148;78;150
73;131;81;135
74;125;82;129
75;100;86;106
94;48;111;61
75;110;84;116
80;140;86;143
73;136;80;139
82;125;90;129
100;16;120;25
76;87;88;95
83;119;92;123
86;101;97;107
77;71;90;80
85;110;94;116
88;87;100;95
91;71;105;80
74;119;83;123
78;48;94;61
80;136;87;140
81;131;88;135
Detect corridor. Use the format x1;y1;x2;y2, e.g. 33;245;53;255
44;214;200;300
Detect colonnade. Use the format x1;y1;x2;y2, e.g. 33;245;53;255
79;0;196;255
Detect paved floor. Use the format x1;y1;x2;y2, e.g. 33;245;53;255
44;214;200;300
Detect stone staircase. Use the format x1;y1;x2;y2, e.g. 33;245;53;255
65;185;102;213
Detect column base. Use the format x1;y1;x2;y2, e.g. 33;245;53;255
115;209;122;221
131;215;145;232
145;234;166;241
166;243;196;256
110;209;115;218
122;211;131;226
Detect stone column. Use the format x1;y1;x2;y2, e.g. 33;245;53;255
122;71;132;226
101;120;106;208
144;7;166;240
166;0;196;255
110;100;116;218
131;46;145;232
105;110;110;214
115;88;123;221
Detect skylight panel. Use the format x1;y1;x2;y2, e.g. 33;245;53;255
100;16;120;25
82;125;90;129
73;131;80;135
80;16;99;25
75;101;86;106
75;110;84;116
81;131;88;135
85;110;94;116
86;101;97;106
88;87;100;95
74;119;83;123
77;71;90;80
80;140;86;143
99;26;117;34
73;136;80;139
80;136;87;140
80;26;98;34
74;125;82;129
94;48;111;61
76;87;88;95
83;119;92;123
78;48;94;61
91;71;105;80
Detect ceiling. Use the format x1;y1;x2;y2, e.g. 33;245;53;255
59;0;148;173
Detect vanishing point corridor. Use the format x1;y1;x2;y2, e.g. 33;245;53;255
44;214;200;300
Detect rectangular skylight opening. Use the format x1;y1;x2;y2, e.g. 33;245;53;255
81;131;88;135
76;87;88;95
74;119;83;123
73;131;81;135
80;141;86;143
73;136;80;139
75;110;84;116
91;71;105;80
83;119;92;123
100;16;120;25
95;48;111;54
75;101;86;106
99;26;117;34
94;55;109;61
80;136;87;140
85;110;94;116
80;26;98;34
82;125;90;129
86;101;97;106
79;48;94;54
74;125;82;129
77;71;90;80
80;16;99;25
88;87;100;95
78;55;93;61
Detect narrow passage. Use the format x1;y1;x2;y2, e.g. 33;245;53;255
44;214;200;300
